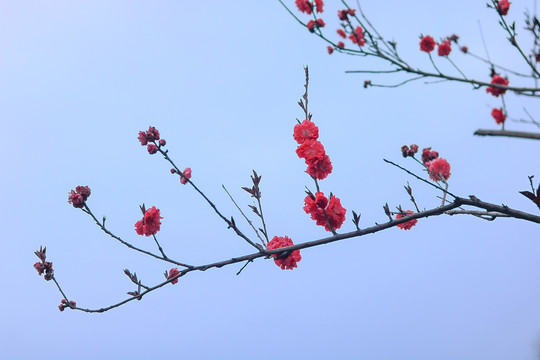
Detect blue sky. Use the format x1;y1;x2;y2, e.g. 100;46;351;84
2;1;540;359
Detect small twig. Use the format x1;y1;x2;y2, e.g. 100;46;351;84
473;129;540;140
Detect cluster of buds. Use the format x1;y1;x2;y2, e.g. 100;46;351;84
58;299;76;312
401;144;419;158
34;246;54;281
67;185;91;209
138;126;166;154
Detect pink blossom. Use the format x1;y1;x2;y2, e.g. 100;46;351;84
180;167;192;185
267;236;302;270
428;158;451;181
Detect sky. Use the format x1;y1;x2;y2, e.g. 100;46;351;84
2;0;540;359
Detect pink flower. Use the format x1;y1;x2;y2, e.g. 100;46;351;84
138;131;148;146
306;20;316;32
158;139;166;146
147;144;158;154
314;0;324;13
419;35;436;53
337;41;345;49
180;167;192;185
138;126;160;145
421;147;439;165
267;236;302;270
428;158;451;181
167;268;181;284
401;144;419;158
396;210;418;230
135;206;163;237
327;46;334;54
295;0;313;14
497;0;511;15
437;40;451;56
486;75;509;97
349;26;365;46
293;120;319;144
337;29;346;39
491;108;506;124
68;186;91;208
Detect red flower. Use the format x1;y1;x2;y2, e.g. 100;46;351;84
267;236;302;270
158;139;166;146
295;0;313;14
337;41;345;49
314;0;324;13
347;9;356;16
167;268;181;284
147;144;158;154
491;108;506;124
437;40;451;56
327;46;334;54
349;26;365;46
303;193;346;232
68;186;91;208
337;29;346;39
460;46;468;53
138;126;160;145
421;147;439;165
337;9;349;21
486;75;509;97
296;140;325;160
396;210;418;230
316;19;325;28
401;144;419;158
180;167;192;185
428;158;451;181
496;0;511;16
138;131;148;146
419;35;436;53
306;154;333;180
306;20;316;32
293;120;319;144
135;206;163;237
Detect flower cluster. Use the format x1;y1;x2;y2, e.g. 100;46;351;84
307;19;325;32
491;108;506;125
267;236;302;270
34;246;54;281
303;192;346;232
295;0;323;14
337;8;355;21
68;185;91;209
486;75;509;97
496;0;511;16
403;146;452;182
138;126;166;154
166;268;181;284
135;206;163;237
349;26;365;46
294;120;333;180
395;210;418;230
401;144;419;158
58;299;76;312
419;35;453;56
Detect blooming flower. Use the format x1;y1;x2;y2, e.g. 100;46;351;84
138;126;160;146
421;147;439;165
303;193;346;232
167;268;181;284
306;154;333;180
349;26;365;46
437;40;451;56
180;167;192;185
497;0;511;16
486;75;509;97
296;140;325;160
293;120;319;144
267;236;302;270
314;0;324;13
147;144;158;154
491;108;506;124
68;185;91;208
337;9;349;21
428;158;451;181
295;0;312;14
419;35;436;53
337;29;346;39
395;210;418;230
135;206;163;237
